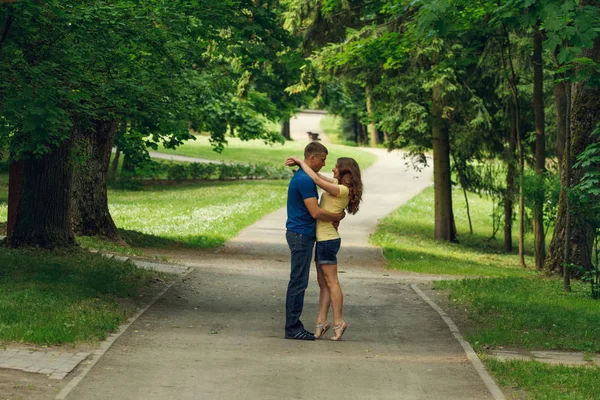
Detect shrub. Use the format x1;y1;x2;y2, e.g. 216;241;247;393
119;160;293;183
167;164;188;181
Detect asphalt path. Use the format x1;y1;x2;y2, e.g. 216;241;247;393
66;134;498;399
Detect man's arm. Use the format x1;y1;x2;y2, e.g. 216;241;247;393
304;198;345;222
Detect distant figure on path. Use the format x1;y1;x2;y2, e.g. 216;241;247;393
286;155;363;341
284;142;345;340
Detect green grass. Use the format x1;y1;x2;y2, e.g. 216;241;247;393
105;180;290;248
319;115;345;145
371;186;536;277
155;136;377;170
0;248;165;344
485;358;600;399
437;277;600;352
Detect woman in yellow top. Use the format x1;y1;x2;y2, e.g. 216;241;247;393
286;156;363;341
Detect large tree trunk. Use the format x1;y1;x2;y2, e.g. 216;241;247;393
6;159;23;238
432;82;457;242
281;118;291;140
365;83;378;148
9;137;76;248
546;34;600;273
71;118;122;242
554;80;567;171
533;27;546;269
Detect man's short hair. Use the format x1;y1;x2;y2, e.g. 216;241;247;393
304;142;328;159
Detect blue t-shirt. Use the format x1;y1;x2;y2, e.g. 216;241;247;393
286;169;318;236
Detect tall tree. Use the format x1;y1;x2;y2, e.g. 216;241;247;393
545;0;600;273
532;25;546;269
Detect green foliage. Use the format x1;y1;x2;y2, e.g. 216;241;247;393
572;127;600;298
167;164;189;182
167;162;294;182
521;168;561;234
0;1;305;164
113;159;294;185
0;248;164;344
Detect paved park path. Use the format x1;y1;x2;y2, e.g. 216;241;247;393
64;120;501;399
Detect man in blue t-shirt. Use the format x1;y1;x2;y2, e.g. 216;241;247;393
284;142;345;340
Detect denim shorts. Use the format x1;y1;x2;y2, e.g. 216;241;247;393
314;238;341;265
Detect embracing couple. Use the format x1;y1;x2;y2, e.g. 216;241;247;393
284;142;363;341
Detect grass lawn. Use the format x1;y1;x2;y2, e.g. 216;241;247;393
0;248;165;344
371;186;537;277
104;180;290;249
485;359;600;400
436;277;600;352
155;136;378;170
319;115;345;145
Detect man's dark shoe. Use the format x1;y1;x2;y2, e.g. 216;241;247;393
285;330;316;340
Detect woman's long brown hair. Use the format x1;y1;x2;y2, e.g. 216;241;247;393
337;157;363;214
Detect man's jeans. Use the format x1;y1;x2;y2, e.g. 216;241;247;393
285;230;315;336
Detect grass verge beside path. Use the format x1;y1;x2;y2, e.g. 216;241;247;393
155;136;378;170
436;277;600;352
485;359;600;400
371;186;535;277
0;248;167;344
373;186;599;398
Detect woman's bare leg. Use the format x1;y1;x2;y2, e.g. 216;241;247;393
316;264;331;330
321;264;343;326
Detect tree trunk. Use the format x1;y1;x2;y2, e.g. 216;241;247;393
359;123;368;146
365;83;378;148
504;110;517;253
71;118;123;242
432;82;457;242
554;80;567;172
6;159;23;238
500;25;526;266
546;35;600;273
108;147;120;182
281;118;291;140
462;186;473;235
533;27;546;269
9;137;76;249
563;81;572;292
